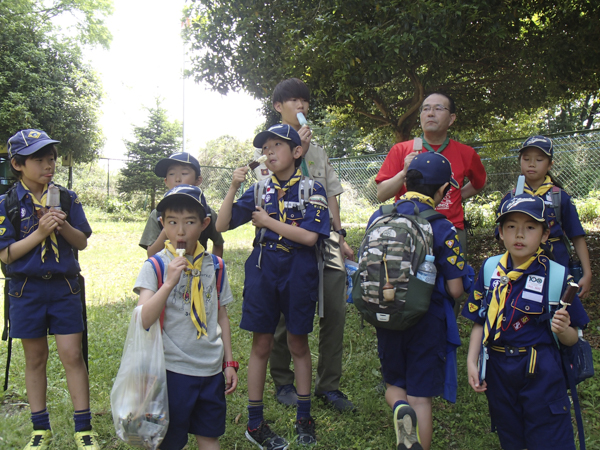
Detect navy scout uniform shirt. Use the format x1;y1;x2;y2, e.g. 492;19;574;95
228;178;330;246
0;183;92;277
462;253;589;348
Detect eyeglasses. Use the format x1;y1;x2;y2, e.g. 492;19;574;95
420;104;451;113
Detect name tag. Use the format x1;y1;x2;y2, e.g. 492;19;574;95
525;275;545;292
522;290;543;303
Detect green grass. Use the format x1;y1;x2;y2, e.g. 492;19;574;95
1;220;599;449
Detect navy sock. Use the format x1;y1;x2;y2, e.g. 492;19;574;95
73;408;92;432
247;400;264;430
31;408;51;431
296;393;311;420
393;400;409;411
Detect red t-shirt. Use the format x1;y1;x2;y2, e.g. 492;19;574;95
375;139;487;229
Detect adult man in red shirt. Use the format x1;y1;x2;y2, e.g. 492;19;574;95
376;92;487;255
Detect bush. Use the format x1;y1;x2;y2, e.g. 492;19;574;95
464;191;503;230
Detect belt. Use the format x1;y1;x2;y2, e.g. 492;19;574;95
256;241;296;269
490;345;538;378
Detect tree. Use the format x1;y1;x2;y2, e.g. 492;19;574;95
183;0;600;144
0;0;111;161
118;100;183;210
199;135;255;169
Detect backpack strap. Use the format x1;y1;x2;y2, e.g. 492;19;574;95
551;186;562;228
298;176;314;218
210;253;225;309
482;254;503;291
147;256;166;330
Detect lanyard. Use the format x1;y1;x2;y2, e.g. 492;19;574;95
422;135;450;154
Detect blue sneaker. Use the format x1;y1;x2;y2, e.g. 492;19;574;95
246;421;289;450
316;389;357;412
394;404;422;450
275;384;297;406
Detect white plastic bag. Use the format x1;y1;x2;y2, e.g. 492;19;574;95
111;305;169;450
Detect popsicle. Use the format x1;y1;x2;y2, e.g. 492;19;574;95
248;155;267;170
176;241;186;257
297;112;308;126
413;137;423;151
47;185;61;210
560;282;579;310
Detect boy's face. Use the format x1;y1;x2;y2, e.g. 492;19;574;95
12;153;55;188
499;212;550;266
520;147;552;186
274;98;309;127
160;209;210;255
164;163;200;189
261;137;302;177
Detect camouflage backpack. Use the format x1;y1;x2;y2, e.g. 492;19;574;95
352;200;445;330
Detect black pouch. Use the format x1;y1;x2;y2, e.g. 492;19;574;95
563;337;595;385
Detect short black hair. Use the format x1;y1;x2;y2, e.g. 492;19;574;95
161;196;207;221
10;144;58;179
165;161;201;179
272;78;311;105
497;212;549;232
424;92;456;114
405;170;450;198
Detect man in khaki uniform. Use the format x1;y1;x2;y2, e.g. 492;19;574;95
252;78;355;412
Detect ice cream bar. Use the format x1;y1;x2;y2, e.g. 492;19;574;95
560;282;579;309
47;185;61;210
248;155;267;170
297;112;308;126
176;242;186;257
413;137;423;151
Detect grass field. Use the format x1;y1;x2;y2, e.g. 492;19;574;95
1;209;599;449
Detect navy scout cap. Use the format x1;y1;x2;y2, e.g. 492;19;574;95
157;184;209;216
7;129;60;158
497;194;546;223
253;124;302;149
520;135;553;158
407;152;459;189
154;152;201;178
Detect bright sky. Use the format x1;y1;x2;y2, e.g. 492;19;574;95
85;0;264;164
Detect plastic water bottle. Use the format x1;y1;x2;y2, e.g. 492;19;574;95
568;256;583;284
416;255;437;285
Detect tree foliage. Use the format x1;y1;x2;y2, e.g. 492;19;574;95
199;135;255;169
184;0;600;143
0;0;112;161
118;100;183;210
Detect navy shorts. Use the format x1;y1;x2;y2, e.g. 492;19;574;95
376;312;446;398
160;371;226;450
240;243;318;335
485;344;575;450
8;275;83;339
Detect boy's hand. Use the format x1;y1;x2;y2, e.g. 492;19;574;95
551;309;571;335
297;125;312;155
467;360;487;393
165;256;188;288
224;367;238;395
231;166;249;190
37;210;61;236
251;206;272;228
577;272;591;299
49;210;68;232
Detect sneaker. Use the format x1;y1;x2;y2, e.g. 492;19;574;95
74;430;101;450
316;389;357;412
295;416;317;445
275;384;298;406
394;404;422;450
245;421;289;450
23;430;53;449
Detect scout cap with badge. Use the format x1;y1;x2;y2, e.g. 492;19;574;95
520;135;553;159
156;184;209;217
496;193;546;223
7;129;60;158
407;152;459;189
154;152;201;178
253;124;302;149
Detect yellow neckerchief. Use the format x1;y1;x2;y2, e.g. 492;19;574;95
523;175;553;197
165;240;207;338
271;168;302;239
21;180;59;262
483;248;542;345
400;191;436;208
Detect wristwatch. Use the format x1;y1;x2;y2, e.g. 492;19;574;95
334;229;347;238
223;361;239;372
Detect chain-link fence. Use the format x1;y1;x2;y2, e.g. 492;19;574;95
197;129;600;216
